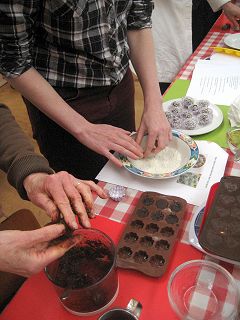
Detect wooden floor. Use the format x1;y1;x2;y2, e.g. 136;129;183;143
0;74;144;226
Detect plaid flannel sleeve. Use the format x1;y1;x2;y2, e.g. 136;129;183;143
127;0;154;30
0;0;38;78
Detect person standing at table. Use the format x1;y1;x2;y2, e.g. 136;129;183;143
152;0;240;94
0;102;108;278
0;0;172;182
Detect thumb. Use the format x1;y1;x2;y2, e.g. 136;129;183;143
27;224;66;246
40;234;84;264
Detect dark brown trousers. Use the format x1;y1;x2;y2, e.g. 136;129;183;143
23;68;135;181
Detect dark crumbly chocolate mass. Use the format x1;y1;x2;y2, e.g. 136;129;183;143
54;240;113;289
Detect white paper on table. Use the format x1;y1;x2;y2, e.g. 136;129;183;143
210;52;240;65
96;141;228;206
186;59;240;106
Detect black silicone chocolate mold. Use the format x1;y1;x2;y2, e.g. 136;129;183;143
199;176;240;262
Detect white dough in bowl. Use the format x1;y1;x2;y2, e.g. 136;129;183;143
128;147;181;174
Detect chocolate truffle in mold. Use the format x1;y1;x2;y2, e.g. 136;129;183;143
170;201;183;212
139;236;154;248
118;246;132;259
146;223;159;234
142;195;155;206
224;237;240;248
165;213;179;225
215;206;230;218
130;219;144;230
206;233;223;246
133;250;148;264
228;221;240;235
156;240;170;252
224;182;238;192
124;232;139;244
211;219;228;233
231;207;240;220
136;207;149;218
150;255;165;267
151;210;164;221
220;194;235;205
160;226;174;237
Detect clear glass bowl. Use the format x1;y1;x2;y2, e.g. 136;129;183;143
226;126;240;154
168;260;240;320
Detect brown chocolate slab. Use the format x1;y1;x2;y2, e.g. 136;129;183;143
199;176;240;262
116;192;187;277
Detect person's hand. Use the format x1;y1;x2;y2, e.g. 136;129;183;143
135;101;172;158
222;2;240;31
78;123;144;167
23;171;108;229
0;224;83;277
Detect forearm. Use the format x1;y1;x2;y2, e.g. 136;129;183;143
5;68;89;139
127;28;163;107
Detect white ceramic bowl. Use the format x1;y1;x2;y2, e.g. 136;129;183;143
119;130;199;179
168;260;240;320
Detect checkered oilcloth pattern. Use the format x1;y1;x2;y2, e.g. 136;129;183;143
177;29;236;81
93;150;240;244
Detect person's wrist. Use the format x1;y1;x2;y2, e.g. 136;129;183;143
23;172;49;192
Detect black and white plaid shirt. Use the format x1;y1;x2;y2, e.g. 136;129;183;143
0;0;153;87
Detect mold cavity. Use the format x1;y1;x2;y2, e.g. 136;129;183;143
155;199;169;209
133;250;148;264
150;255;165;267
124;232;139;243
146;223;159;234
170;201;183;212
130;219;144;230
160;226;174;237
231;207;240;220
151;210;164;221
139;236;154;247
156;239;170;252
165;213;179;225
142;195;154;206
136;207;149;218
215;206;230;218
118;246;132;259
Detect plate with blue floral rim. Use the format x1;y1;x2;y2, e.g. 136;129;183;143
119;130;199;179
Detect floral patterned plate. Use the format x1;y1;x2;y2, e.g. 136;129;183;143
119;131;199;179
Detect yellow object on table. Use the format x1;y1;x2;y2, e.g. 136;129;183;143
211;47;240;56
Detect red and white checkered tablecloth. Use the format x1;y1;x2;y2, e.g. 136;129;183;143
93;149;240;294
177;11;240;81
93;150;239;242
